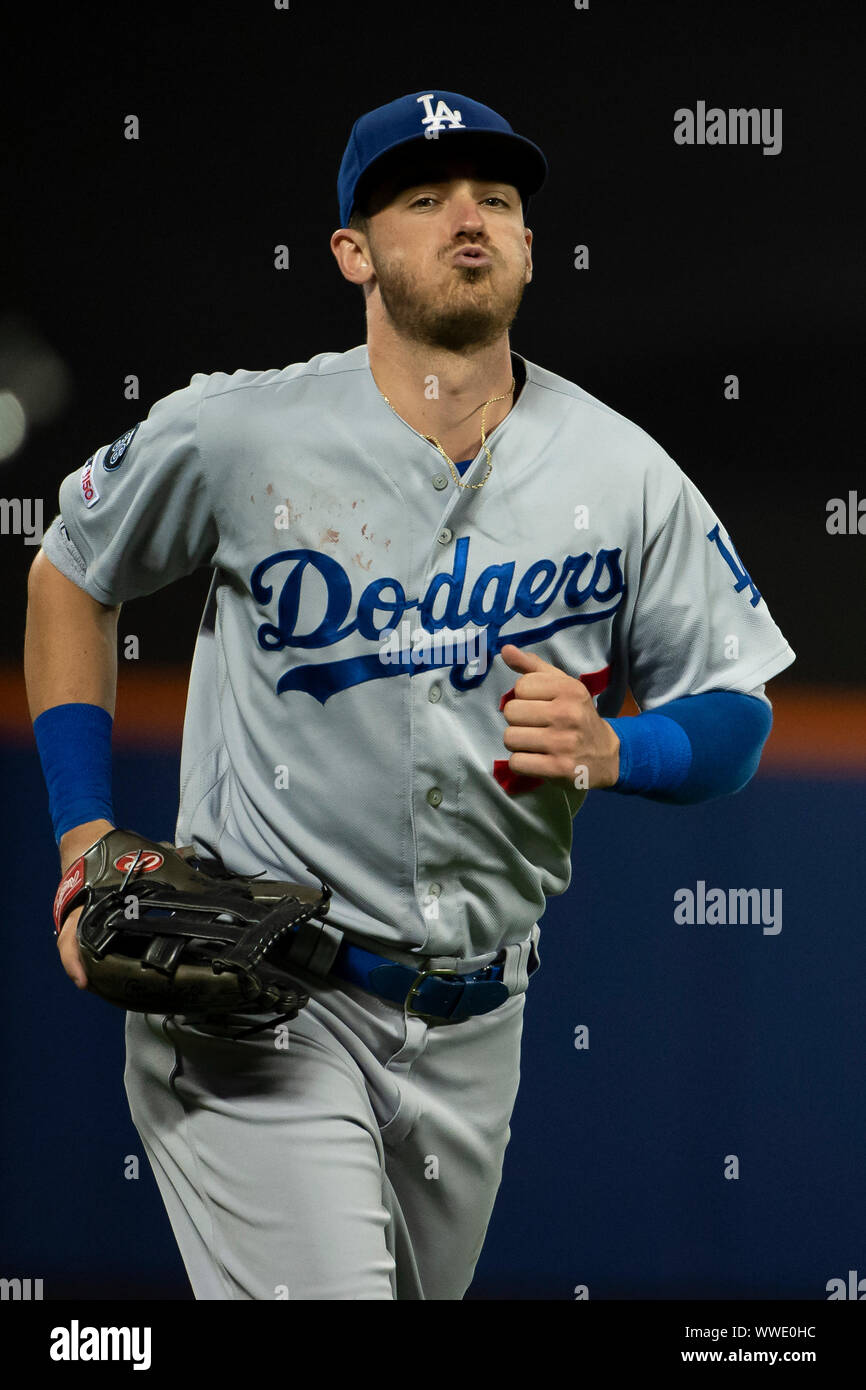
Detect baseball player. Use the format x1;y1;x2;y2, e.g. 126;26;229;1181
25;89;795;1300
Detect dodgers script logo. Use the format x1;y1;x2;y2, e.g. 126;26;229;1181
251;535;626;704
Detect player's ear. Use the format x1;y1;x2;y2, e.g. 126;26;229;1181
523;227;533;283
330;229;373;285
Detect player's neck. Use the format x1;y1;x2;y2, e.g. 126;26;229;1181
366;331;517;461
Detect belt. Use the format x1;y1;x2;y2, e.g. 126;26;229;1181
191;854;537;1024
326;936;512;1023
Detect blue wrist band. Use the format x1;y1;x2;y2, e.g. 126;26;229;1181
605;690;772;803
32;703;115;844
607;710;693;793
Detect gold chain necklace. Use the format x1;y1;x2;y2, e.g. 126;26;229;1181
381;377;515;490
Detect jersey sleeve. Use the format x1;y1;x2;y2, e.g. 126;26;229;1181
626;460;795;710
56;373;218;605
40;514;88;588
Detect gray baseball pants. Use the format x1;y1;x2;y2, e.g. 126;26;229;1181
123;954;530;1300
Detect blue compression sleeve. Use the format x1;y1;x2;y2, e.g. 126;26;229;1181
32;703;114;843
604;690;773;804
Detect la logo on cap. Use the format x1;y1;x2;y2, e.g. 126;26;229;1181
417;94;466;139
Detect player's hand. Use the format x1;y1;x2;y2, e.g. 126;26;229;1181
56;907;88;988
56;818;115;989
499;645;621;789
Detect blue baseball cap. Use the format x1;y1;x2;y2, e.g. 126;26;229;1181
337;89;548;226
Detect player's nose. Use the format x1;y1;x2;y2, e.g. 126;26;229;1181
448;222;490;258
447;188;487;231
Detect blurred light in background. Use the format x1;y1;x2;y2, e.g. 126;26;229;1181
0;390;27;462
0;314;71;463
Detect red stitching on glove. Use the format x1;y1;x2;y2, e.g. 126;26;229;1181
53;856;86;933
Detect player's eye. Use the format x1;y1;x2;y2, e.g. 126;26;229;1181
409;195;509;209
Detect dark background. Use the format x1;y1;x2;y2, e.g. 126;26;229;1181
1;0;864;1301
2;0;863;676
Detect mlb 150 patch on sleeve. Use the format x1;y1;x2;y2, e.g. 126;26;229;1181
79;456;100;507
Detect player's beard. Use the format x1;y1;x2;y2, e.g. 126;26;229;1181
370;248;527;353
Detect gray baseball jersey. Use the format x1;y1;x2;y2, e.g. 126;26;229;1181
42;344;795;963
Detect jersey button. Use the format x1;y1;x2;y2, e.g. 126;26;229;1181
428;882;442;898
426;786;443;808
432;473;449;490
437;527;453;546
428;682;442;703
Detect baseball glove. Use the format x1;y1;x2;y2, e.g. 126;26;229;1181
53;828;332;1031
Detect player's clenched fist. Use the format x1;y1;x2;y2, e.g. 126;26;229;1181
499;644;621;789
